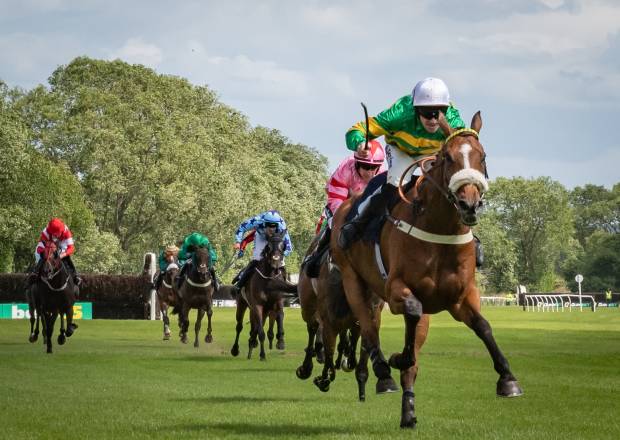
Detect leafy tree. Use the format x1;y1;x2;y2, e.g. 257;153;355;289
483;177;576;291
570;184;620;246
475;212;518;293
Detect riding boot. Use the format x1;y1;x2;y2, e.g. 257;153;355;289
474;235;484;268
233;260;259;293
304;228;331;278
176;262;189;290
338;184;397;249
63;256;82;287
155;272;164;290
209;267;220;292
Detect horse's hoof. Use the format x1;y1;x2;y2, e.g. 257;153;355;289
400;417;417;429
58;335;66;345
193;341;199;348
29;334;37;343
205;335;213;343
296;365;312;380
497;379;523;398
376;376;399;394
316;350;325;364
260;356;266;362
181;336;188;344
359;394;366;402
341;358;356;372
163;334;170;341
231;346;239;357
313;376;330;392
276;340;285;350
249;340;258;349
47;348;53;354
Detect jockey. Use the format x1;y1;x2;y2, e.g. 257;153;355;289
304;140;385;277
232;210;293;292
176;232;219;291
30;217;81;287
338;77;467;249
154;244;179;291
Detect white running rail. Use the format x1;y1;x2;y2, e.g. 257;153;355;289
523;294;597;312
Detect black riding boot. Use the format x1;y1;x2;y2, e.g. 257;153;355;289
154;272;164;290
209;267;220;292
233;260;259;293
176;262;189;289
338;184;397;249
474;235;484;268
63;256;82;287
304;227;331;278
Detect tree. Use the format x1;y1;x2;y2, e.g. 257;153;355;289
475;212;518;293
570;184;620;246
483;177;576;291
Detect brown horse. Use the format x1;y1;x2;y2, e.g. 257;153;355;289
156;260;181;340
174;247;215;347
32;242;78;354
331;112;522;428
230;232;297;360
266;299;285;350
296;240;398;400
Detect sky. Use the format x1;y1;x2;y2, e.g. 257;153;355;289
1;0;619;189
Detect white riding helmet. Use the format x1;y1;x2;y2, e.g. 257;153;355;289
412;77;450;107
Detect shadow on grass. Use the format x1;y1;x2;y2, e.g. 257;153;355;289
168;421;352;436
171;395;313;404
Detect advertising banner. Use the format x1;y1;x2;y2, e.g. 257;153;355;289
0;302;93;320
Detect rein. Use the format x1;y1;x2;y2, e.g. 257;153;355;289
254;266;283;281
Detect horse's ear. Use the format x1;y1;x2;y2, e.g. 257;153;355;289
471;111;482;133
438;113;453;137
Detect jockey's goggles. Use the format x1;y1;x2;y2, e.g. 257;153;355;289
417;106;448;120
358;162;381;171
264;222;278;228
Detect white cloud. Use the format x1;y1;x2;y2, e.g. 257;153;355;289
108;37;163;67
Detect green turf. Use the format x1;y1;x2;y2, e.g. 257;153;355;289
1;307;618;439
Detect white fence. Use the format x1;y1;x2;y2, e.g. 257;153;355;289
522;294;597;312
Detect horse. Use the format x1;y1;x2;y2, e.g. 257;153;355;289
156;260;181;340
266;299;286;350
296;235;402;401
230;232;297;360
32;242;78;354
331;112;522;428
174;247;216;347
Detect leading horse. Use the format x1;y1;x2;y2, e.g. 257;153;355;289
331;112;522;428
32;242;78;354
230;232;297;361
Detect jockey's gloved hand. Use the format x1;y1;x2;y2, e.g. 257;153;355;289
237;250;244;258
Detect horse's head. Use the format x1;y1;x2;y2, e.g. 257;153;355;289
39;241;63;280
432;112;488;226
262;232;286;270
191;247;211;282
164;261;180;284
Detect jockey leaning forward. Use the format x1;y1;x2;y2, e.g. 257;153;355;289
28;217;82;288
176;232;219;291
232;210;293;292
303;139;385;277
337;77;483;266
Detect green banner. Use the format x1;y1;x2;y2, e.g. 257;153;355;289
0;302;92;320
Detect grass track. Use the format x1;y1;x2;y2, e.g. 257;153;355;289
1;307;619;439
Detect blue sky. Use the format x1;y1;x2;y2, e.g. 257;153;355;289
1;0;619;189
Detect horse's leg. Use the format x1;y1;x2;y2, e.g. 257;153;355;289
256;306;267;361
275;303;285;350
28;294;38;343
267;310;275;350
296;319;319;379
342;270;395;394
180;303;189;344
342;325;360;372
313;322;337;392
57;312;66;346
45;312;57;354
334;329;349;370
451;294;523;397
204;302;213;343
247;310;259;360
162;304;171;340
194;308;205;348
356;344;370;402
65;302;76;337
231;300;247;357
314;325;325;364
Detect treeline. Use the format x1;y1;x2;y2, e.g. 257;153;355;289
0;57;328;279
1;57;618;293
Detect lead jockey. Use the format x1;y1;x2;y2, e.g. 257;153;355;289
176;232;219;291
232;210;292;292
303;140;385;277
337;77;483;266
30;217;82;286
